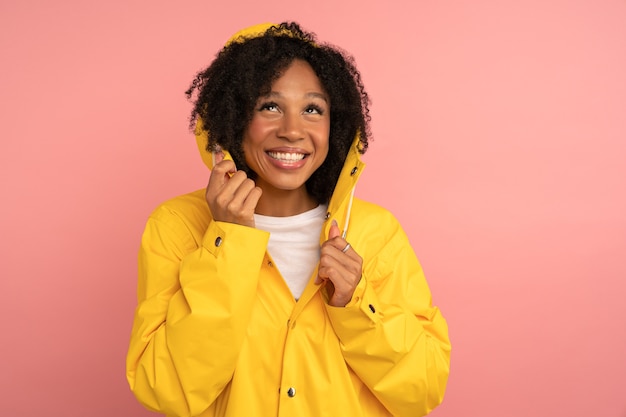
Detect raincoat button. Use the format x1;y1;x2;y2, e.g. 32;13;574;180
268;261;273;267
287;387;296;397
325;212;331;220
369;304;376;313
215;237;222;247
350;166;358;176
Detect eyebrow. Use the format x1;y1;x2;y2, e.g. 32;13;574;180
264;91;329;103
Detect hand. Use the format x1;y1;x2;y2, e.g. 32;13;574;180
316;220;363;307
205;160;262;228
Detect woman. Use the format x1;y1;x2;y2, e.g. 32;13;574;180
126;22;450;417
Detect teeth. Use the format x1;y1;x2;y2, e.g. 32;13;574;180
268;151;306;162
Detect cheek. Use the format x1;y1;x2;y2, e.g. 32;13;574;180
244;118;267;145
312;129;330;169
242;118;271;163
318;125;331;156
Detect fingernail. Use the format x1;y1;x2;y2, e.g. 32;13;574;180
331;219;338;227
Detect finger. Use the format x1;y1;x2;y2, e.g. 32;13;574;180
213;149;224;165
318;239;363;306
209;160;237;187
212;159;237;176
207;162;238;204
328;219;341;239
239;186;263;218
229;177;258;206
221;178;261;225
324;220;351;253
322;236;351;256
319;246;363;283
319;254;350;285
318;262;355;305
319;251;352;276
211;171;249;207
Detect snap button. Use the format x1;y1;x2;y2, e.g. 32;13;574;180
350;167;358;176
369;304;376;313
214;236;222;247
287;387;296;397
325;212;331;220
268;261;273;267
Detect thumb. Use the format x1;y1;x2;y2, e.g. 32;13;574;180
328;219;341;240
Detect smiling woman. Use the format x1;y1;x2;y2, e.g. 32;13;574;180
126;21;451;417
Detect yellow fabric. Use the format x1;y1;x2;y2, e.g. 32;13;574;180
194;117;231;171
127;23;451;417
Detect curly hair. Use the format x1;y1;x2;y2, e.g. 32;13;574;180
185;22;371;205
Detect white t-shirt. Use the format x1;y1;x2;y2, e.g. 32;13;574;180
254;205;327;300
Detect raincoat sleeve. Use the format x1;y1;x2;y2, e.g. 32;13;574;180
126;205;269;417
324;212;451;417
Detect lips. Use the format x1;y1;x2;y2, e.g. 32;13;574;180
267;151;308;162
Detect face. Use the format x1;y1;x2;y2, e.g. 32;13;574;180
243;59;330;199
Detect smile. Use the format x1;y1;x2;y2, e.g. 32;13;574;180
267;151;307;162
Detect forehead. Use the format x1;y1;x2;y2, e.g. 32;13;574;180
268;60;327;97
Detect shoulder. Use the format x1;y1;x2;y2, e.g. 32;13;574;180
348;198;422;284
150;189;210;222
144;189;211;249
350;198;403;233
347;197;412;251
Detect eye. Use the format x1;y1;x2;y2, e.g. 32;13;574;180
304;104;325;115
258;102;279;112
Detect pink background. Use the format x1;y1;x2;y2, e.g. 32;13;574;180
1;1;625;416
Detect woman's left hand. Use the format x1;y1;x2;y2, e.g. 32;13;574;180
316;220;363;307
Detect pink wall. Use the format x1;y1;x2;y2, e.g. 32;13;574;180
1;1;625;416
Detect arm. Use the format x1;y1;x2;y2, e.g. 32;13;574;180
324;218;451;417
126;208;269;417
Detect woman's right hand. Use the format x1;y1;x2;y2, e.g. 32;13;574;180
206;160;262;228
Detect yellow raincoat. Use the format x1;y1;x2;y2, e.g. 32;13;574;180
126;23;450;417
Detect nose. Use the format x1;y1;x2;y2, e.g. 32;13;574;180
277;112;304;142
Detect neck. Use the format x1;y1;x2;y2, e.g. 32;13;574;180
254;186;318;217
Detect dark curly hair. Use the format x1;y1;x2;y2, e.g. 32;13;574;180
185;22;371;205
